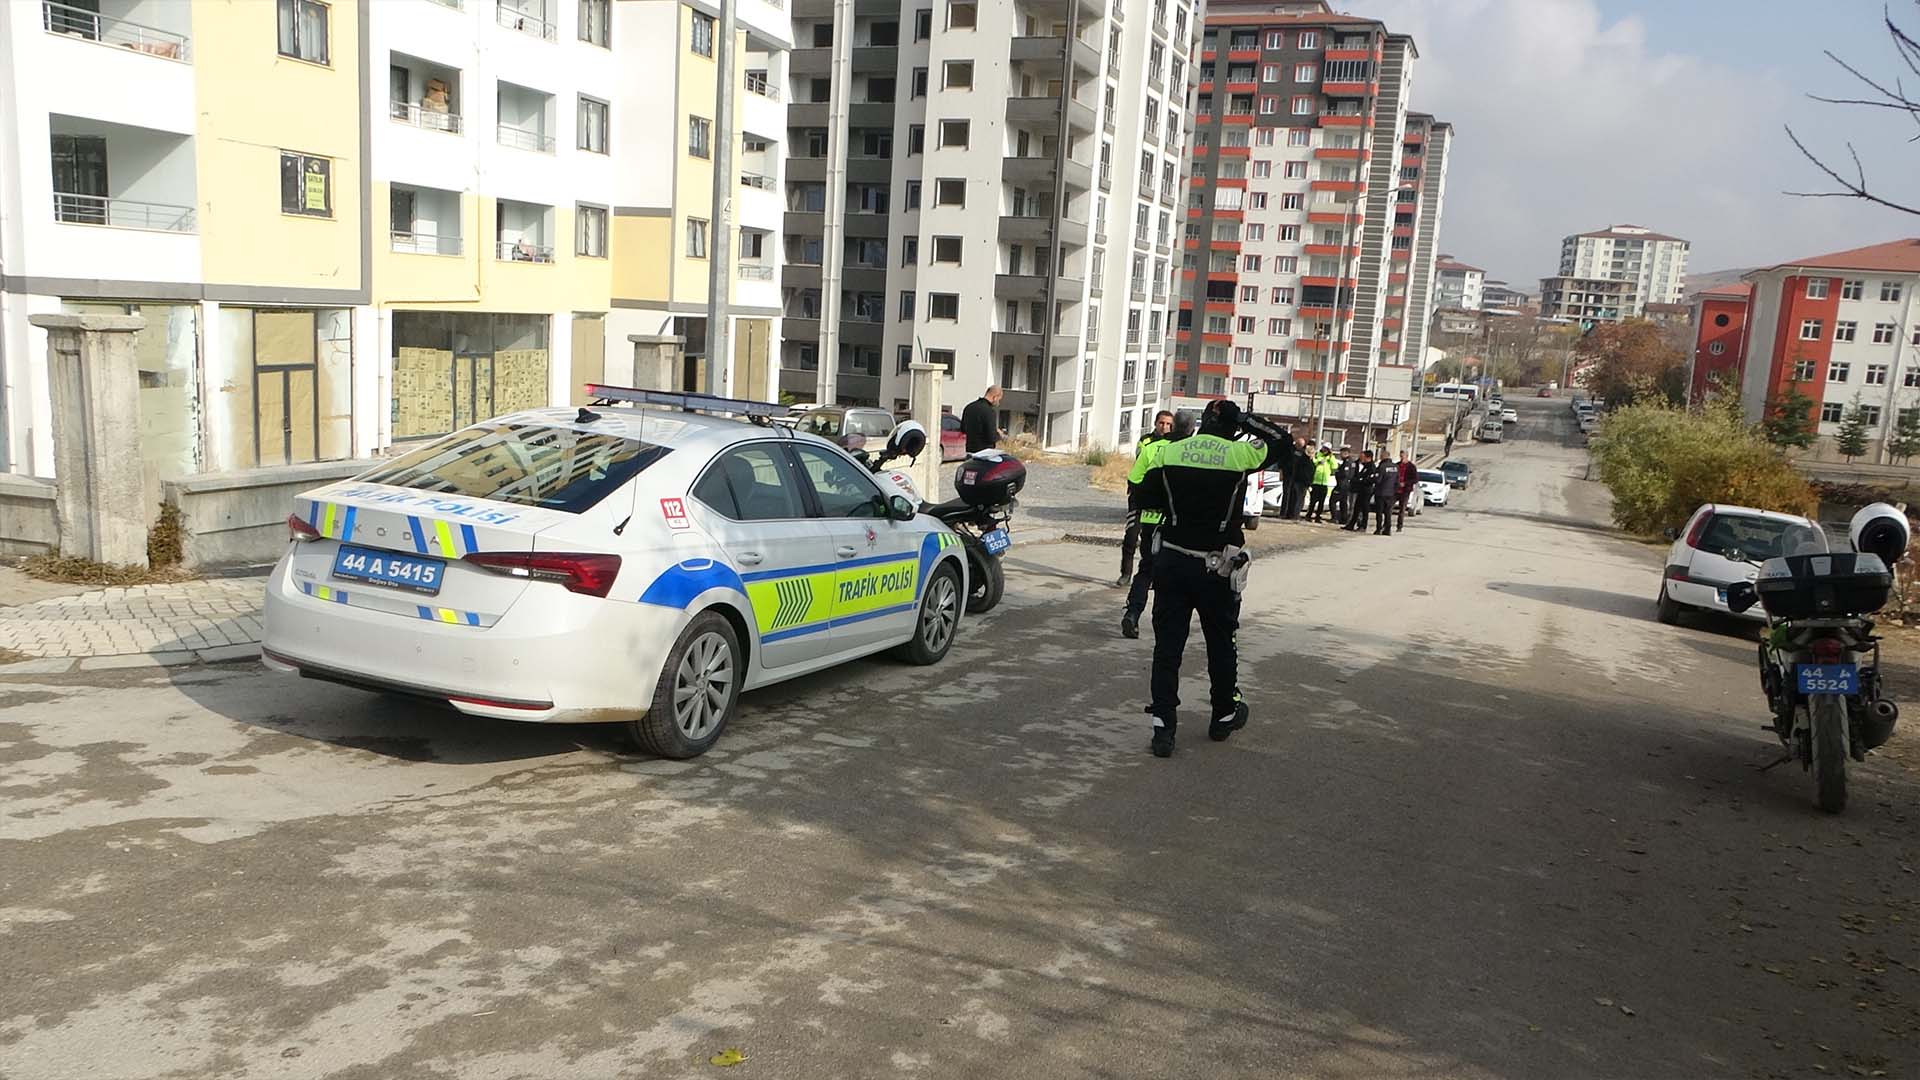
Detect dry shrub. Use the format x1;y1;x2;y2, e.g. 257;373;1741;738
1089;452;1134;493
22;554;195;587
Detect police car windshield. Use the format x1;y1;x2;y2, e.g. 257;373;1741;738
361;423;671;513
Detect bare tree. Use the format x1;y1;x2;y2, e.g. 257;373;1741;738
1785;2;1920;216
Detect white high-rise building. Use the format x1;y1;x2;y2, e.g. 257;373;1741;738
1551;223;1689;320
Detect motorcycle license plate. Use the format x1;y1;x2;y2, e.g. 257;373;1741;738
1796;664;1858;694
1715;588;1727;605
981;528;1011;555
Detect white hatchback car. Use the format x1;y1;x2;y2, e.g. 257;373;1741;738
1416;469;1449;506
262;392;970;759
1659;504;1828;623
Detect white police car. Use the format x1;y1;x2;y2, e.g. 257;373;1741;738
262;388;969;759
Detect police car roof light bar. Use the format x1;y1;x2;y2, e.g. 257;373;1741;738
584;384;785;422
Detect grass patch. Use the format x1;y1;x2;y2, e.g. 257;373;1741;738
1081;445;1109;467
20;554;196;588
1089;452;1134;493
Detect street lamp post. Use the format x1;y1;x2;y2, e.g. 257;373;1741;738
1310;189;1358;446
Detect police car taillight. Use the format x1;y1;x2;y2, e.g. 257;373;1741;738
287;513;323;542
463;552;622;597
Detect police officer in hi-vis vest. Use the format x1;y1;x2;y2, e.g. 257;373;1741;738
1132;398;1297;758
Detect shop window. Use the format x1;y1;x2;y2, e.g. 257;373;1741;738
391;311;553;439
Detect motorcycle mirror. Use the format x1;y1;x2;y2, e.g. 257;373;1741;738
888;494;917;522
1725;581;1759;614
844;433;868;452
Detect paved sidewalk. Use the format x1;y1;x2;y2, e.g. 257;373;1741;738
0;577;267;673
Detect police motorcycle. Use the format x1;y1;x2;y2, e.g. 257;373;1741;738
847;421;1027;614
1724;504;1908;813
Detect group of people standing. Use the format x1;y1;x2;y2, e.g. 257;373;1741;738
1273;442;1421;536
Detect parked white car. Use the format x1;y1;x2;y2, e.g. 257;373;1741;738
1658;504;1828;623
261;395;970;759
1416;469;1449;506
1502;407;1518;424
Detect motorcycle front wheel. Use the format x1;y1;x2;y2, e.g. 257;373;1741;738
1809;693;1849;814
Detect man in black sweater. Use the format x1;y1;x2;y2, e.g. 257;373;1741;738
961;386;1004;454
1346;450;1378;533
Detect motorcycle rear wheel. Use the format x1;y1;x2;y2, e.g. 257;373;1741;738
1809;694;1849;814
961;536;1004;614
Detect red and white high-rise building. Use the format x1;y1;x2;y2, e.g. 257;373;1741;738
1169;0;1450;449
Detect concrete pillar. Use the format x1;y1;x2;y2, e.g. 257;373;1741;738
30;313;149;567
906;361;945;503
628;334;686;391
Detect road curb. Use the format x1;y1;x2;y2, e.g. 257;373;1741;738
0;643;263;674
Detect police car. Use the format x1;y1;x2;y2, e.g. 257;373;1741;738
261;387;969;759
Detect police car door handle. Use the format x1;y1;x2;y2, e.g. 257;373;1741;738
836;546;859;558
736;551;764;566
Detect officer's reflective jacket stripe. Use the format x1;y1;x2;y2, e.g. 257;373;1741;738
1127;437;1172;525
1138;432;1292;551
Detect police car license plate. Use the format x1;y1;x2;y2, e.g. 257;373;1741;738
981;529;1011;555
1796;663;1858;694
332;544;446;595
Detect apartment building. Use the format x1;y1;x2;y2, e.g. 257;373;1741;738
373;0;623;448
1538;274;1637;325
1479;278;1527;311
605;0;790;403
1732;239;1920;465
1547;223;1688;321
1432;254;1482;311
1687;280;1749;402
0;0;371;492
778;0;1194;450
1170;0;1448;450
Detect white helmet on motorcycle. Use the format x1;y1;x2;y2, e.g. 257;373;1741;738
1849;502;1911;566
884;420;928;462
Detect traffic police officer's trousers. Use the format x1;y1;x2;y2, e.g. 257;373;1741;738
1148;547;1241;729
1124;523;1158;619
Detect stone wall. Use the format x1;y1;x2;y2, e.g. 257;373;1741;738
165;459;375;570
0;475;59;556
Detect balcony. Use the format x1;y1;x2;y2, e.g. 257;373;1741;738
791;46;830;76
49;117;197;233
745;70;780;99
497;122;555;152
852;46;898;73
42;0;191;61
390;54;463;134
497;81;556;152
1006;96;1097;133
996;273;1083;302
992;330;1080;359
1000;215;1089;247
844;213;889;238
784;210;825;233
496;1;556;39
391;184;462;254
1009;34;1101;77
845;156;891;184
495;198;554;263
393;230;462;255
788;102;829;127
783;263;822;289
740;172;777;191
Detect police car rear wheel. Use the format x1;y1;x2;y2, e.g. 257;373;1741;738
896;562;961;665
633;612;740;759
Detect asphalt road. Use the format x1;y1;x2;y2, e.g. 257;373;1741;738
3;395;1917;1079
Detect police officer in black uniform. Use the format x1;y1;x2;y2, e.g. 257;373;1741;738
1133;398;1296;758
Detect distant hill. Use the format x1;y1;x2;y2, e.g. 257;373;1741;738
1684;267;1756;299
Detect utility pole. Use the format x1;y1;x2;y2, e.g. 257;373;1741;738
816;0;855;405
704;0;739;395
1311;189;1357;446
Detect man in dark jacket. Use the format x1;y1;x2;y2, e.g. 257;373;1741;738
1331;448;1356;526
1284;437;1314;519
961;386;1004;453
1346;450;1378;532
1395;451;1419;529
1374;450;1400;536
1132;399;1295;758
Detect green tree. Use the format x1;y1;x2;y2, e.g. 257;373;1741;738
1888;407;1920;463
1761;385;1819;450
1591;402;1818;535
1836;396;1872;461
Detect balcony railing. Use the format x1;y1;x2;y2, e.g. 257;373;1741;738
745;71;780;99
43;0;191;61
497;123;555;152
53;192;195;232
496;2;556;40
740;172;776;190
496;239;555;263
390;101;464;133
738;264;774;280
392;231;463;255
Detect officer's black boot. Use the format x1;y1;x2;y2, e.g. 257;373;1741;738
1148;707;1176;757
1120;611;1139;639
1208;697;1249;742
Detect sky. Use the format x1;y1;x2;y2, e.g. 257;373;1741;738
1353;0;1920;287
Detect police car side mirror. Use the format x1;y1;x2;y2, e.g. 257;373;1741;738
887;494;916;522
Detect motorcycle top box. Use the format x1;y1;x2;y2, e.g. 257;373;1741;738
1755;552;1893;619
954;451;1028;507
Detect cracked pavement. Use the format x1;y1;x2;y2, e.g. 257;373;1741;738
2;397;1917;1079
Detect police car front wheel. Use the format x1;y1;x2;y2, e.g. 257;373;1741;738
633;611;742;759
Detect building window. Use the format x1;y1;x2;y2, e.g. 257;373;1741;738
1842;279;1865;300
1835;320;1858;342
933;235;962;262
1708;341;1726;356
688;116;711;158
1243;254;1261;272
898;291;915;320
1252;160;1272;179
927;348;955;374
1821;402;1845;423
279;151;332;217
1298;31;1319;49
907;125;925;155
905;180;921;209
1906;370;1920;388
1272;287;1293;303
690;11;715;55
1281;193;1303;210
944;60;974;90
1793;359;1817;381
1262;350;1282;367
1805;277;1829;299
1278;225;1300;241
935;178;965;206
578;96;609;153
1913;326;1920;346
1238;285;1258;302
391;312;550;440
939;119;970;148
912;68;929;97
1295;63;1316;82
1233;348;1252;365
1259;96;1278;115
1874;322;1898;344
687;217;708;257
1881;281;1904;302
1248;192;1267;210
576;203;607;256
929;293;959;319
1867;363;1890;385
1261;64;1279;82
1291;96;1314;115
900;236;918;265
1237;316;1255;333
1828;360;1851;382
579;0;609;46
1284;161;1308;178
276;0;330;65
1800;318;1824;340
914;8;932;40
1862;404;1883;426
1274;255;1296;273
947;0;976;29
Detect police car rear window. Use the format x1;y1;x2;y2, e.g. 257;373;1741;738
362;423;670;513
